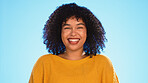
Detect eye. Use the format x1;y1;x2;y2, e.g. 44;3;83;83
77;27;83;29
64;27;71;29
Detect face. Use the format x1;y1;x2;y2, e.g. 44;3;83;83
61;16;87;51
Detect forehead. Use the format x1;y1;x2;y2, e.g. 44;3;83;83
63;16;84;24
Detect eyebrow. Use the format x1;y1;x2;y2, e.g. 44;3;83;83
77;23;85;26
62;24;70;27
63;23;85;27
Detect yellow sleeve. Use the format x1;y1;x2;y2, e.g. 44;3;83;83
29;57;44;83
102;57;119;83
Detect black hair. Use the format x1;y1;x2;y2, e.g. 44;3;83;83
43;3;107;58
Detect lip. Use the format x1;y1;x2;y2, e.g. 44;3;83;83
68;38;80;39
67;38;80;45
67;38;80;40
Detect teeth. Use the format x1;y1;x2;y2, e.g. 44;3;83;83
68;39;79;42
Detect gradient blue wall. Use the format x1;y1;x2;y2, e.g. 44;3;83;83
0;0;148;83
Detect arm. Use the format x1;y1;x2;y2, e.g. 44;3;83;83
29;57;44;83
102;57;119;83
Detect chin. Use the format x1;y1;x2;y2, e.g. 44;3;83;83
66;46;83;51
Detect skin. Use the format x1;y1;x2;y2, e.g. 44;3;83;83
59;16;87;60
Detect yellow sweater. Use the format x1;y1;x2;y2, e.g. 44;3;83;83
29;54;119;83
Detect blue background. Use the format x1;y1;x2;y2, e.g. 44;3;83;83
0;0;148;83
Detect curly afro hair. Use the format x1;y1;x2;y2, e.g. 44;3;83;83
43;3;107;58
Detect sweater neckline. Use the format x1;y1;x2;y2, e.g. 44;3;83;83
51;54;90;64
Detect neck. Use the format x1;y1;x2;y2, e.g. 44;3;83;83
64;48;86;60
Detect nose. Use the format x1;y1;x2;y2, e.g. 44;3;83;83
70;28;77;36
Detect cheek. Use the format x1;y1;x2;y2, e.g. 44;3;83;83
61;32;65;42
81;30;87;39
61;31;69;42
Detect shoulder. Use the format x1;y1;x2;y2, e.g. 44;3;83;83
95;55;119;83
38;54;52;60
32;54;53;70
94;54;113;66
34;54;53;65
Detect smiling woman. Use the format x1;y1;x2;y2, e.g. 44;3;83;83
29;3;119;83
60;16;87;60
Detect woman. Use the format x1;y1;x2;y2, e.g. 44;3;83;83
29;3;119;83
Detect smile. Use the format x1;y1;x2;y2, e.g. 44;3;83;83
68;38;80;44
